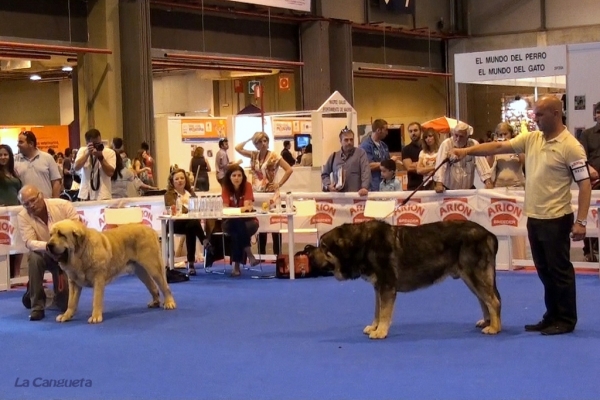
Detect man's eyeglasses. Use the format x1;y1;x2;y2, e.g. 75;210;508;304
21;193;41;208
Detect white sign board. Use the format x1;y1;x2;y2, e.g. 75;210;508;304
454;45;567;83
224;0;310;12
318;91;356;114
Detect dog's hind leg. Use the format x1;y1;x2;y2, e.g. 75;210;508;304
145;260;177;310
133;263;161;308
363;287;381;335
461;269;501;335
56;279;82;323
369;288;396;340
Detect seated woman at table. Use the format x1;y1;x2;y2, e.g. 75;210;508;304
221;165;260;277
164;168;208;276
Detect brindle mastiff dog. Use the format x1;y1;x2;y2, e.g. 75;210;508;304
305;220;501;339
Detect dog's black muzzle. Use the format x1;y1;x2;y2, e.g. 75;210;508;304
46;243;68;262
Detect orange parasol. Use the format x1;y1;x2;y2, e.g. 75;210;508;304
421;116;459;133
421;117;473;136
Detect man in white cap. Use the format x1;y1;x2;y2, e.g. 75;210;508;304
433;121;493;192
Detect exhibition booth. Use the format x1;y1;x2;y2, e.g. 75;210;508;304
2;188;600;291
454;42;600;136
0;125;70;154
154;91;357;192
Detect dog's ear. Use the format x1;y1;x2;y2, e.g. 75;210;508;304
304;244;316;253
72;225;86;247
335;237;348;249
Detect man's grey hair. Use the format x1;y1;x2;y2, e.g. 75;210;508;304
451;121;474;137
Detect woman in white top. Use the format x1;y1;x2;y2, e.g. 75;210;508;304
416;128;440;190
487;122;525;188
111;151;157;198
299;144;313;167
235;131;293;256
487;122;527;261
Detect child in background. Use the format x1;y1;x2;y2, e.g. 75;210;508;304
379;159;401;192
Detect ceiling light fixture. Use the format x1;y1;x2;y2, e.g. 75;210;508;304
62;66;73;72
30;74;41;81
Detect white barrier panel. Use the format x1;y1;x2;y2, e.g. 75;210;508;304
1;190;597;247
0;189;598;288
253;189;599;238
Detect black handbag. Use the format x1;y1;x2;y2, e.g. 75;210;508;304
166;267;189;283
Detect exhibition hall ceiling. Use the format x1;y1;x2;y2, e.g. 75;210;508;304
0;53;74;81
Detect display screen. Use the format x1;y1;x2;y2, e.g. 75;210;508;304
382;128;402;152
294;134;311;151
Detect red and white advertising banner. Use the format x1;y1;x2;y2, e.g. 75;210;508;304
1;189;599;250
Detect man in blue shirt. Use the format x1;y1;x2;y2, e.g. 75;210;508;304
360;119;400;191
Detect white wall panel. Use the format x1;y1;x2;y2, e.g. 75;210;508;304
566;43;600;134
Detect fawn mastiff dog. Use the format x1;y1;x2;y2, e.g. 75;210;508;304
305;220;501;339
47;219;176;323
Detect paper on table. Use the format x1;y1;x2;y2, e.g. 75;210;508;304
222;207;242;215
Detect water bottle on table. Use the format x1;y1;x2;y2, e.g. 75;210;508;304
286;192;293;213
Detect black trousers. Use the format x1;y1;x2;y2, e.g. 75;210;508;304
28;252;63;311
172;219;206;264
527;214;577;328
258;232;281;255
583;184;600;257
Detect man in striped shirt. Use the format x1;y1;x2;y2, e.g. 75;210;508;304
433;122;493;192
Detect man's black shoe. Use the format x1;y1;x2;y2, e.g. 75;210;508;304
29;310;45;321
524;320;553;332
540;325;575;336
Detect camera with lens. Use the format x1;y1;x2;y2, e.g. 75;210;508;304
93;143;104;152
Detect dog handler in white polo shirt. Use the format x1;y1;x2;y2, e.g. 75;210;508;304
450;95;591;336
74;128;116;201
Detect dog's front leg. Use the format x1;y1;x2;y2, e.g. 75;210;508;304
56;279;81;323
363;287;381;335
369;288;396;340
88;280;106;324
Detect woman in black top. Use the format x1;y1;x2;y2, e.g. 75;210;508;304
0;145;23;277
189;146;211;192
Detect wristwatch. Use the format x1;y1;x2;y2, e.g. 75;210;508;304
576;219;587;227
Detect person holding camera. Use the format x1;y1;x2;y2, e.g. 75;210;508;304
74;128;116;201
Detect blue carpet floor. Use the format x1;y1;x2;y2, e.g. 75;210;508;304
2;268;600;400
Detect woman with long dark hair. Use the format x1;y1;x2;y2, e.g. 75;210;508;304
111;150;157;198
189;146;211;192
221;164;260;277
164;168;208;275
133;149;152;185
0;144;23;277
